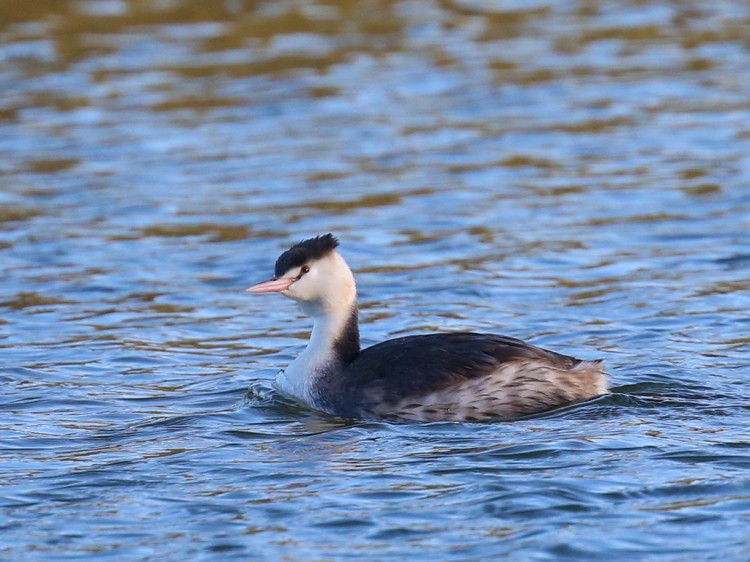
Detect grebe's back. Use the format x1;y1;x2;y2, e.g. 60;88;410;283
326;332;606;422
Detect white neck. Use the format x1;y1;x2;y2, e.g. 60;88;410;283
276;280;358;407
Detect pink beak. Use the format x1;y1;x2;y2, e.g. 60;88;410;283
246;277;294;294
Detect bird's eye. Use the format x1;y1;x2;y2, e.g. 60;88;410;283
301;265;310;275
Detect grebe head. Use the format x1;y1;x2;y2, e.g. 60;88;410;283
247;234;356;316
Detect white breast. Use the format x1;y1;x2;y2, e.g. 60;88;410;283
274;347;330;407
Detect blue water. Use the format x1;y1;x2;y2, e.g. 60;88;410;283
1;1;750;559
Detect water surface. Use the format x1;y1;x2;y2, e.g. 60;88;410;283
1;1;750;559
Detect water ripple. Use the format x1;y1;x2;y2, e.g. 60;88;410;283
1;0;750;559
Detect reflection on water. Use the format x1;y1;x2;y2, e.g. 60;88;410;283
1;0;750;559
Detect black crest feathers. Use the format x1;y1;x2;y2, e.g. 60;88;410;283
274;234;339;278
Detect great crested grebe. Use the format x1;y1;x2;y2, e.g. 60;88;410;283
248;234;607;422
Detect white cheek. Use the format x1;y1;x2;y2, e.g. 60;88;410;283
287;275;313;300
